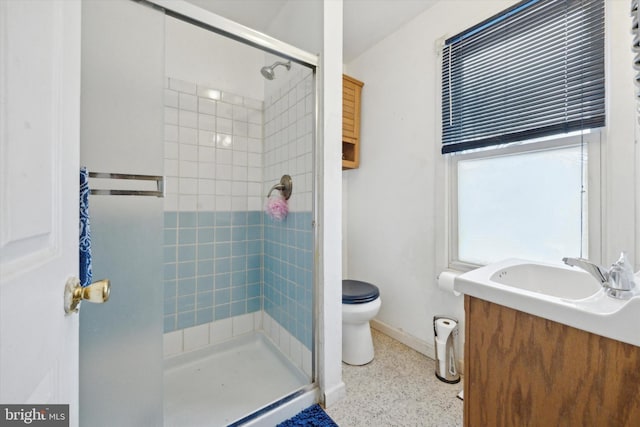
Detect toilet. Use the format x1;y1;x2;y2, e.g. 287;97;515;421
342;279;381;365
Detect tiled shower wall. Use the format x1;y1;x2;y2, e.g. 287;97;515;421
263;67;315;350
163;77;264;333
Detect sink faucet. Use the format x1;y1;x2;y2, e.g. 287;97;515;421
562;255;636;299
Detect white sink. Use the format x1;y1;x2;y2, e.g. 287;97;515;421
454;258;640;347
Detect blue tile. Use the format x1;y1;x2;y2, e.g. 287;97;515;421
214;304;230;320
247;269;260;284
231;301;246;316
164;315;176;333
247;240;262;255
215;242;231;258
178;245;196;262
197;291;214;309
247;225;261;241
232;241;247;257
196;308;214;324
215;288;231;305
164;263;177;280
164;229;177;245
164;246;176;263
215;258;231;275
247;283;260;298
232;211;247;226
178;278;196;296
164;212;178;228
214;273;231;289
246;254;260;270
198;212;215;227
178;229;197;244
179;212;197;227
231;256;246;272
164;280;177;298
164;297;177;315
232;271;246;287
197;275;214;292
178;294;196;312
232;286;247;302
198;243;214;260
247;297;261;313
177;311;195;329
177;261;196;278
248;211;261;225
197;259;214;276
197;228;215;243
232;227;246;241
215;227;231;242
216;212;231;226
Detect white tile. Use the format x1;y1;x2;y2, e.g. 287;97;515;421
179;178;198;195
163;331;183;358
216;150;232;165
253;311;263;330
198;179;216;195
215;164;232;180
290;337;302;369
198;165;215;179
179;127;198;145
165;176;179;194
279;326;291;357
179;110;198;128
215;195;231;211
222;92;243;105
165;107;178;125
199;114;216;132
248;123;262;139
244;97;263;110
302;346;312;378
231;181;247;196
217;117;233;134
247;109;262;125
233;105;248;122
199;146;215;163
248;138;262;154
216;134;233;149
165;89;179;107
216;180;231;195
179;160;198;178
247;153;261;169
247;182;261;197
232;151;248;167
197;85;221;100
164;194;178;211
210;318;232;345
183;323;210;352
179;195;197;211
199;98;216;115
248;197;262;211
165;142;179;160
197;195;215;211
232;166;248;182
233;121;248;137
231;196;248;211
179;93;197;112
164;159;179;177
198;130;216;147
165;124;179;142
179;144;198;162
169;78;196;94
232;313;254;336
233;136;248;152
217;102;233;119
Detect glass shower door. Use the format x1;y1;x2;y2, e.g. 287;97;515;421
79;1;165;425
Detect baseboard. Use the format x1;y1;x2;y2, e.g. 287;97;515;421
322;381;346;407
370;318;465;374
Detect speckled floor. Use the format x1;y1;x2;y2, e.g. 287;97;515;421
325;329;463;427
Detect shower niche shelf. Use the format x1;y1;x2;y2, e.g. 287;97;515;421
342;74;364;170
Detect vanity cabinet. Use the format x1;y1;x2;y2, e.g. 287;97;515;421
342;74;363;170
464;295;640;426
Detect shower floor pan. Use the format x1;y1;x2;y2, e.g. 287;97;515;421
163;331;309;426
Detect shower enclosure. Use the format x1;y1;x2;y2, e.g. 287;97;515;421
79;1;318;425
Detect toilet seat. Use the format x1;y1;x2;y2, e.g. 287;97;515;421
342;280;380;304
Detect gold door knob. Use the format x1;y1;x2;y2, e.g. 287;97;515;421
64;277;111;314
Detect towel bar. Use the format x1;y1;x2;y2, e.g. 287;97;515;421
88;172;164;197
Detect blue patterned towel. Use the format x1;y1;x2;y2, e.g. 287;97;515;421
79;167;93;287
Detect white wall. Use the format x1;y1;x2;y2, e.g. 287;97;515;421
165;15;264;100
343;0;636;359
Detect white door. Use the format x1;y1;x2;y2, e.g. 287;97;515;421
0;1;81;425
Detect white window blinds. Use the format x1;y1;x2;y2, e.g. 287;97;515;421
441;0;605;154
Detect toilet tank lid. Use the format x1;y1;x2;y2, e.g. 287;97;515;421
342;280;380;304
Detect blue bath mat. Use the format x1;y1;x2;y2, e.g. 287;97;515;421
277;404;338;426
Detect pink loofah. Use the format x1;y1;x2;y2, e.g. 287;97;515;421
265;191;288;221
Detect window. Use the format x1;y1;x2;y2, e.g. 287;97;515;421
442;0;604;268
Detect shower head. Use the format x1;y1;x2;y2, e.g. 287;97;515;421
260;61;291;80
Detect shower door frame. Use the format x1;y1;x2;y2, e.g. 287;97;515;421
142;0;323;418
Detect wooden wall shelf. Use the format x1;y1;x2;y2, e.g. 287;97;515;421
342;74;363;170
